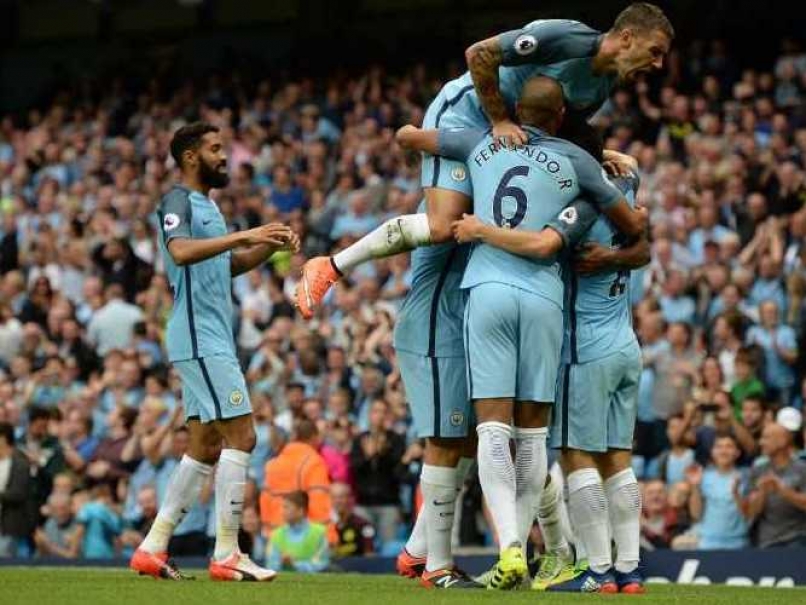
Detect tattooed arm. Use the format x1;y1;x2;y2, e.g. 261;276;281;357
465;37;526;147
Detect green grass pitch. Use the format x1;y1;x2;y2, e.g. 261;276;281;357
1;568;804;605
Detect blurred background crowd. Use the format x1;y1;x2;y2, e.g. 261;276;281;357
1;24;806;563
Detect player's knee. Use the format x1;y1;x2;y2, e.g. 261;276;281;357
426;215;453;243
424;437;463;466
191;440;222;465
229;424;256;453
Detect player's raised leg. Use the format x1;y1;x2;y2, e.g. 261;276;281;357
130;416;219;580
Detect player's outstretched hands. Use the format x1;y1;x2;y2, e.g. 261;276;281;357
242;224;299;251
492;119;527;148
452;213;485;243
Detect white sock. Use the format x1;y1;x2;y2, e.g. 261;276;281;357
421;465;457;572
567;468;611;574
140;455;212;553
514;427;548;548
604;468;641;574
405;508;428;559
214;448;250;561
538;476;572;559
562;481;586;560
333;214;431;273
476;421;519;551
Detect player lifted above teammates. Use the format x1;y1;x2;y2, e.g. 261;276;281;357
397;75;642;590
295;2;672;318
130;122;299;581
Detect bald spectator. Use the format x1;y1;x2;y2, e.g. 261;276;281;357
742;423;806;547
328;482;375;558
34;492;79;559
86;284;144;356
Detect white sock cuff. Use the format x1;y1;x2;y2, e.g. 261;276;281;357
513;426;548;439
182;454;214;475
455;457;474;487
398;213;431;246
476;421;512;437
421;464;458;489
604;468;637;496
567;467;602;494
219;448;250;467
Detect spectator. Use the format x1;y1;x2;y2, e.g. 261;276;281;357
34;492;79;559
328;482;375;558
0;422;35;557
650;415;696;485
59;411;99;473
74;483;121;559
640;479;684;550
351;399;405;545
260;420;331;532
659;270;696;325
120;485;158;554
86;284;145;356
741;422;806;547
20;407;65;512
684;435;749;550
267;491;330;573
747;300;799;405
730;347;766;410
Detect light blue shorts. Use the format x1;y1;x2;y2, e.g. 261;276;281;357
420;87;481;197
397;351;472;439
551;340;642;452
464;282;563;402
173;354;252;423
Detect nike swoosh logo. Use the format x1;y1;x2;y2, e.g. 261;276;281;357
230;501;243;506
433;499;455;506
203;219;214;225
438;512;455;518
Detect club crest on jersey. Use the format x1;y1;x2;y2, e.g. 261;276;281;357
229;389;244;407
514;34;537;55
451;166;467;182
450;410;464;426
559;207;578;225
163;213;180;231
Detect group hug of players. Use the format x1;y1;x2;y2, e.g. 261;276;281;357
296;2;673;593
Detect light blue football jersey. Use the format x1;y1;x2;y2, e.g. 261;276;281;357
563;174;641;364
393;202;470;358
438;20;616;128
157;185;236;362
437;126;622;310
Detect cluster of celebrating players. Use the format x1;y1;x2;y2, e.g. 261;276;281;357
130;2;674;592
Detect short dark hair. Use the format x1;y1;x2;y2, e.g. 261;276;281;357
0;422;14;447
170;122;219;167
285;490;309;512
613;3;675;39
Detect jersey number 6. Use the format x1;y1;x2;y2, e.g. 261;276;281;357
493;165;529;229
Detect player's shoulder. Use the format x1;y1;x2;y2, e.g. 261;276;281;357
160;184;192;208
522;18;600;37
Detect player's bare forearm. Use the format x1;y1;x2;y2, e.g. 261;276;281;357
608;236;650;270
395;125;440;155
478;224;563;259
168;231;247;266
603;201;648;238
231;244;277;277
465;37;509;125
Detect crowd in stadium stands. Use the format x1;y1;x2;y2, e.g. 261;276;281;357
2;36;806;563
